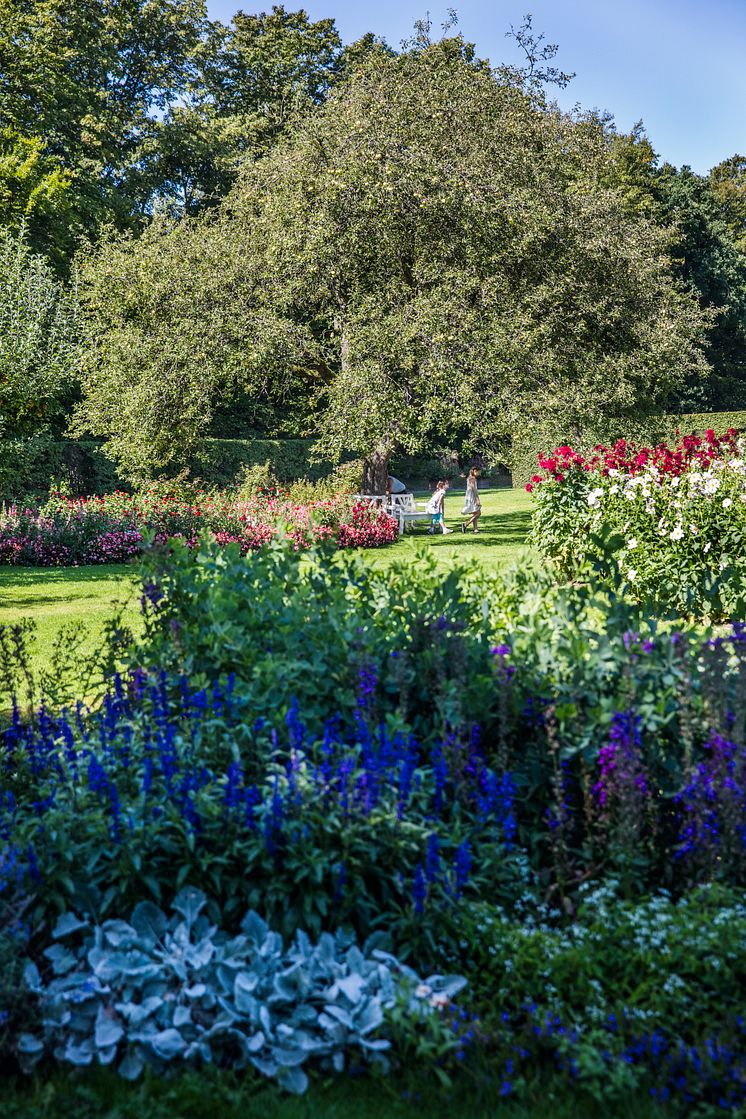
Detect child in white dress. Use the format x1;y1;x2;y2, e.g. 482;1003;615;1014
425;481;453;534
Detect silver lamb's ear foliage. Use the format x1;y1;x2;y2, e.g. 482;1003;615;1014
172;888;208;929
19;893;467;1092
52;912;90;940
130;901;168;948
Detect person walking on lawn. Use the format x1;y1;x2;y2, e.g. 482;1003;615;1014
461;467;482;533
426;481;453;534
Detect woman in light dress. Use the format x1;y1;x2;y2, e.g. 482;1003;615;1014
461;467;481;533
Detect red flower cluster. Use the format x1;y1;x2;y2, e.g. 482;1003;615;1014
526;428;741;491
0;492;398;567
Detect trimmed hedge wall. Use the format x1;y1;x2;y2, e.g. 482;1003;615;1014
1;439;121;500
192;439;334;486
6;412;746;498
509;409;746;489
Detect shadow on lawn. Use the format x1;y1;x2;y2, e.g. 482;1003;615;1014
0;565;138;613
0;564;136;589
424;507;533;550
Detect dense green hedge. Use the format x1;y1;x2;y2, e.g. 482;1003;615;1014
191;438;334;486
1;439;121;499
4;439;511;497
6;411;745;498
195;442;510;489
510;408;746;488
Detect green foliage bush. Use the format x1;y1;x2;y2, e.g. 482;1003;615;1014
0;439;121;500
443;885;746;1106
193;440;336;488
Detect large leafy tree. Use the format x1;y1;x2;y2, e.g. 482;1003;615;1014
229;40;707;486
73;212;312;480
77;40;708;485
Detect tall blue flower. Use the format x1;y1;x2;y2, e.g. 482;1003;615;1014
454;839;471;896
413;863;427;914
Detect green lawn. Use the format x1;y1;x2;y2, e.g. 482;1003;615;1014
0;487;533;682
0;563;142;683
5;1067;664;1119
368;486;534;573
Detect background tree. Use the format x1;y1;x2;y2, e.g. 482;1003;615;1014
134;8;391;217
0;228;78;489
657;166;746;410
602;129;746;410
709;155;746;252
0;0;208;261
76;40;709;486
0;127;73;268
0;1;382;245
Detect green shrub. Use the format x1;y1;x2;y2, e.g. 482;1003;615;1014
192;439;336;488
0;439;122;500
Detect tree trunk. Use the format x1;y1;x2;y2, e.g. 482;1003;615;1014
362;450;390;495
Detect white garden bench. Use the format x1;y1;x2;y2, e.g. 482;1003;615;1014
353;492;432;536
388;492;432;535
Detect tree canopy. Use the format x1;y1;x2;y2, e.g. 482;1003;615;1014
2;6;744;485
76;40;709;483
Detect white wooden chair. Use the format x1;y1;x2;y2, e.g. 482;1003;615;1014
387;493;432;535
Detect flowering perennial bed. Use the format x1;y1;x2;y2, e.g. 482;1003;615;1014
528;428;746;616
0;490;398;566
3;648;746;1106
4;542;746;1108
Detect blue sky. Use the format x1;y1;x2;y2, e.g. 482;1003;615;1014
204;0;745;174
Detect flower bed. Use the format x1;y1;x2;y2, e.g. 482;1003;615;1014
528;428;746;616
4;542;746;1107
0;490;398;566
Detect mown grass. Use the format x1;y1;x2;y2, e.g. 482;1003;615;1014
0;487;533;684
4;1066;665;1119
367;486;534;574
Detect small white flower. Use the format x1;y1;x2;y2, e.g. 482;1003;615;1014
740;494;746;503
723;498;733;508
670;524;684;541
626;538;638;550
429;993;449;1009
609;484;619;495
626;568;637;582
704;542;711;554
586;487;604;507
689;524;699;535
415;984;432;999
703;477;721;496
